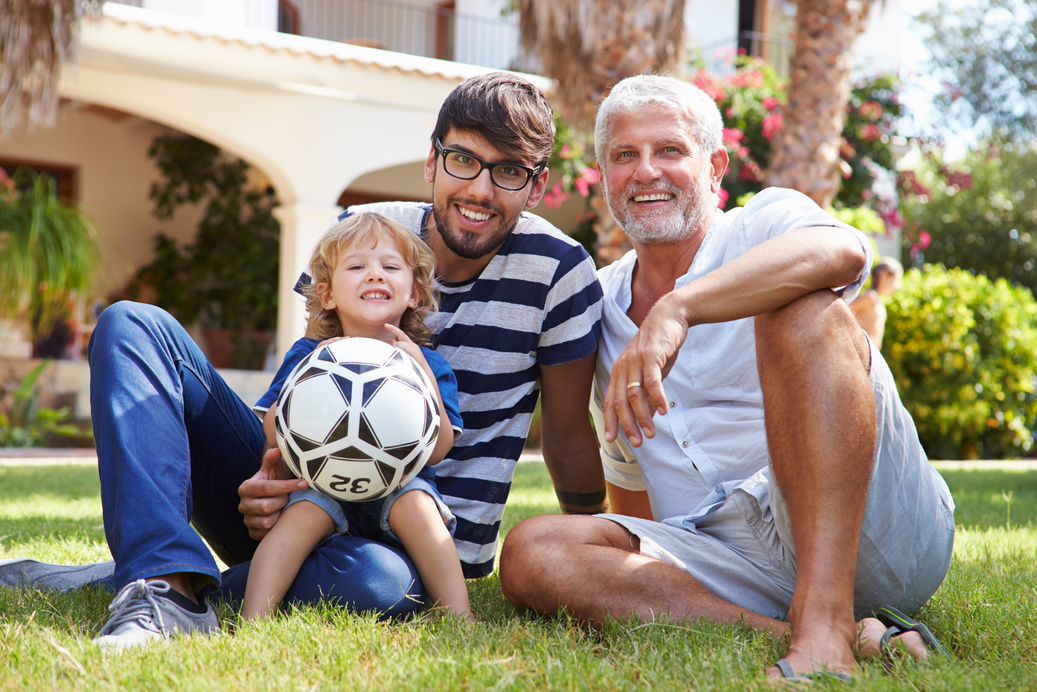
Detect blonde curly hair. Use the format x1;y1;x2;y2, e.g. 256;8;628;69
304;212;438;346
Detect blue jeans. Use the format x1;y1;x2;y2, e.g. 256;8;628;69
88;301;426;617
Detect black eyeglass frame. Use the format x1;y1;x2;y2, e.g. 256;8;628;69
434;138;543;191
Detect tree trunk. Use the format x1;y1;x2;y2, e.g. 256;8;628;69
517;0;686;266
765;0;872;207
517;0;687;130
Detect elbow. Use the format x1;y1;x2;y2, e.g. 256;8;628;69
833;236;868;288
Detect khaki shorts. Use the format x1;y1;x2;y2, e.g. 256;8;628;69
603;338;956;620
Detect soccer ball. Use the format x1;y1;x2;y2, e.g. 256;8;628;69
274;337;441;502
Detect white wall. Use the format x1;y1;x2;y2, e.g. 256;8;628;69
143;0;278;31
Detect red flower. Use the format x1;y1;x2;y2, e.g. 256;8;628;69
762;97;780;112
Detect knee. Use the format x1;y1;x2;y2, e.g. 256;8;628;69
92;301;172;349
499;515;560;607
755;290;865;368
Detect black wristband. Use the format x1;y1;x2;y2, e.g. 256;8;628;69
555;487;608;508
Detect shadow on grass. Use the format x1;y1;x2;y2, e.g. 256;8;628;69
939;468;1037;530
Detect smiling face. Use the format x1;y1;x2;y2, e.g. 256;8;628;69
424;128;548;265
598;108;727;246
317;235;419;341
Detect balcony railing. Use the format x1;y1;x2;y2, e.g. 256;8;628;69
105;2;791;80
285;0;528;71
697;31;793;79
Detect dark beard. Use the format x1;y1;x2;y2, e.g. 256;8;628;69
431;198;517;260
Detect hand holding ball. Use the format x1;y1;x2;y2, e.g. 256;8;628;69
274;338;441;502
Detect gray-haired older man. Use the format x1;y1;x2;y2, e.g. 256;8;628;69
500;74;953;682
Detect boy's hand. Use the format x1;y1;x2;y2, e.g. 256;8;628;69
384;324;428;369
237;446;308;540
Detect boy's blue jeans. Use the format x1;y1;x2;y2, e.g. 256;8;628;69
88;301;425;617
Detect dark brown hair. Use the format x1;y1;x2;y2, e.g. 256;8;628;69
432;72;555;168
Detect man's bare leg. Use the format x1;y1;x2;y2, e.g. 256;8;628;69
499;512;933;667
499;514;784;633
756;290;876;678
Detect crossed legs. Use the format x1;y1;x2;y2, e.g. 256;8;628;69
501;290;898;676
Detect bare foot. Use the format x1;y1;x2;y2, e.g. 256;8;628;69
857;616;931;661
765;620;858;680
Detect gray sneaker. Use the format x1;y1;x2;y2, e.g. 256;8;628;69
0;558;115;591
93;579;219;650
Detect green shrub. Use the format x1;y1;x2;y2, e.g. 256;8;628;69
883;265;1037;459
0;361;83;447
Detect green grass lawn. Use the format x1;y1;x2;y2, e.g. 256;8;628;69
0;462;1034;690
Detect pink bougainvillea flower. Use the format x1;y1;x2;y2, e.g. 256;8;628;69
738;160;761;182
717;187;729;208
762;96;780;112
722;128;744;145
543;182;569;209
573;167;599;197
762;113;782;140
860;124;882;142
946;171;974;190
858;101;883;120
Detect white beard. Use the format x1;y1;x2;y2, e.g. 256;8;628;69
602;167;716;246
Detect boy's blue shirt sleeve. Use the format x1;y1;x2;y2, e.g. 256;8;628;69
254;337;320;412
421;345;463;434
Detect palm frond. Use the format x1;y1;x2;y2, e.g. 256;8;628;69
0;0;103;136
517;0;687;129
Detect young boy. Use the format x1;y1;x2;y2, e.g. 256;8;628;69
243;212;471;622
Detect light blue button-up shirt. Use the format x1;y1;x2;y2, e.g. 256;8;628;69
592;188;872;524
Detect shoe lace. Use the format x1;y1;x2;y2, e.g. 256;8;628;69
98;579;167;636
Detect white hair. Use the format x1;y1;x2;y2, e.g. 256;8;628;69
594;75;724;164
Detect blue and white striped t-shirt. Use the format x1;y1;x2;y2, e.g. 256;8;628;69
337;202;603;577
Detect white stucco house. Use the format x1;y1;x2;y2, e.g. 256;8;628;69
0;0;909;413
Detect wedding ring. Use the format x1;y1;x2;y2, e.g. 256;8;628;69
626;381;642;389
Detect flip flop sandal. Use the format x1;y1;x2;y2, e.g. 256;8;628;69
773;658;855;684
874;605;950;664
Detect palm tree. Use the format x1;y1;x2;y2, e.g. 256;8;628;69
516;0;686;263
0;0;102;138
765;0;873;207
516;0;687;131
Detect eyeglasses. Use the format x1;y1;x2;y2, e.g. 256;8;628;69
434;138;542;191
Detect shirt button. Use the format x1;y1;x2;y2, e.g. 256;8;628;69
669;401;676;409
682;441;689;448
